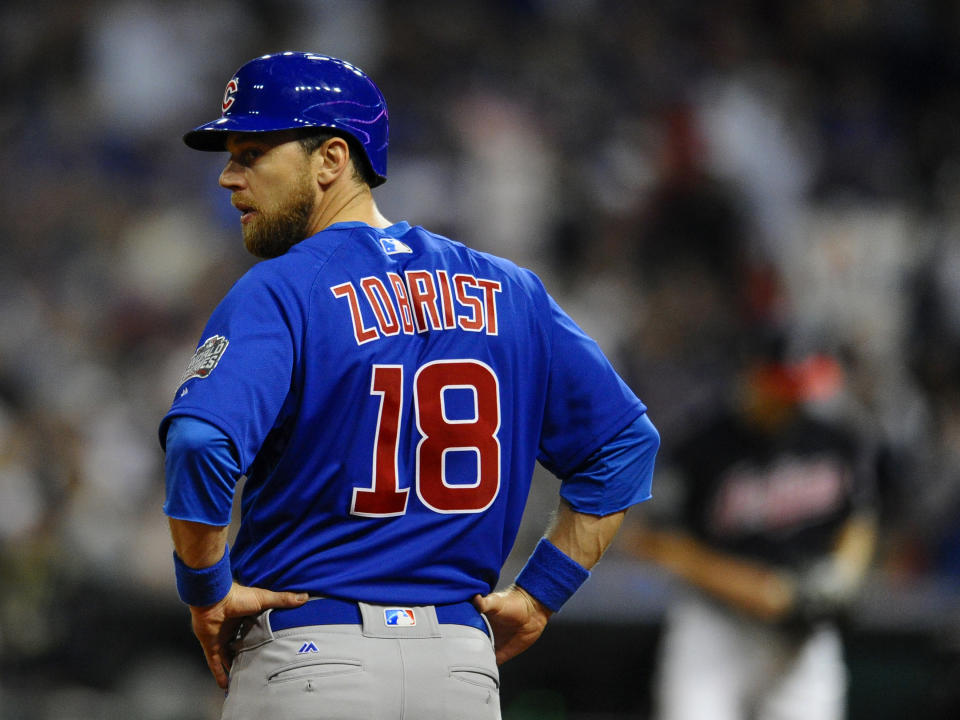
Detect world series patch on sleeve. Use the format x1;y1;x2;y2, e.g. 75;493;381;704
177;335;229;391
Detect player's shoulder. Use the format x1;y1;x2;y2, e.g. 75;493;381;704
232;225;358;287
792;406;863;452
218;244;329;313
231;222;550;304
229;252;311;293
411;225;549;292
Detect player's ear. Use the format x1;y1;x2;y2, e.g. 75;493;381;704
314;136;351;186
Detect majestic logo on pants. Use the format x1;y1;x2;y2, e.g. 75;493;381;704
384;608;416;626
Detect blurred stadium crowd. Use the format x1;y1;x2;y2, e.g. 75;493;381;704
3;0;960;718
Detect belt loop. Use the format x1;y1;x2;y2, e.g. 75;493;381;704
358;603;442;639
232;610;274;653
479;611;496;647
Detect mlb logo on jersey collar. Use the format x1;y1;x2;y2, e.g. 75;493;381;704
384;608;416;627
379;237;412;255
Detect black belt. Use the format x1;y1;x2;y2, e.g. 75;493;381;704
269;597;488;635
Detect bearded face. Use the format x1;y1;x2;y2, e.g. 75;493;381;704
241;168;316;259
221;132;321;259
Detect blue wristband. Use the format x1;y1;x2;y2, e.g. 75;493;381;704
173;546;233;606
514;538;591;612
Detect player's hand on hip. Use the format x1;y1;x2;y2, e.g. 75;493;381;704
189;582;309;689
473;585;552;665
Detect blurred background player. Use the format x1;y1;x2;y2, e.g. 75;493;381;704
624;332;878;720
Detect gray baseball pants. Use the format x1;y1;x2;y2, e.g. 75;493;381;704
221;600;501;720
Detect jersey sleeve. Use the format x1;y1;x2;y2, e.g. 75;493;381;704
537;293;648;477
158;266;304;472
163;415;241;526
559;411;659;515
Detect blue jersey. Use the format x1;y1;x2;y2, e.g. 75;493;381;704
160;221;649;604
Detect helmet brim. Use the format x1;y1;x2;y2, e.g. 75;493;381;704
182;115;318;151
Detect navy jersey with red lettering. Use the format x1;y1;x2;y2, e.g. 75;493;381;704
671;407;872;570
160;221;649;604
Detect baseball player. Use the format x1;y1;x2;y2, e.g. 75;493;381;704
627;348;876;720
159;52;659;720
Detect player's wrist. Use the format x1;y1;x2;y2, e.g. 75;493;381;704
511;583;553;620
514;537;591;613
173;545;233;607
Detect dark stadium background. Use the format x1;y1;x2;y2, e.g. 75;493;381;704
2;1;960;717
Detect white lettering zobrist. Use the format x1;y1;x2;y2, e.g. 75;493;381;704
710;455;849;535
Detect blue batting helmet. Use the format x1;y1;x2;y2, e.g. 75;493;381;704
183;52;389;186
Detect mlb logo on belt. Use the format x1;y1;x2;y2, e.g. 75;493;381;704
384;608;416;627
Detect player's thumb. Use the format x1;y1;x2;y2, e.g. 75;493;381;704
256;588;310;609
472;592;503;615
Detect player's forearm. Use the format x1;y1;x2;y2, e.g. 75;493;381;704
545;500;626;570
506;501;625;620
682;546;795;620
640;528;795;620
169;517;231;568
831;512;877;589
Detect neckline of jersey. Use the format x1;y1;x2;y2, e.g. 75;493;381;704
326;220;412;236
